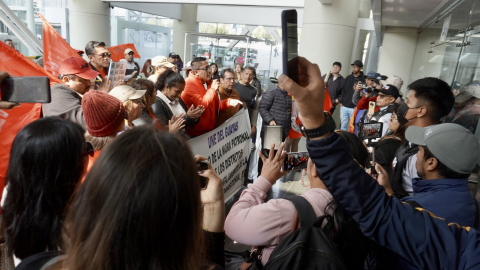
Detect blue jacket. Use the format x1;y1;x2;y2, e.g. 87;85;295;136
403;178;478;228
307;132;480;270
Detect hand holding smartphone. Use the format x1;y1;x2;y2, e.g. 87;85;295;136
282;151;309;171
197;161;209;189
0;76;51;103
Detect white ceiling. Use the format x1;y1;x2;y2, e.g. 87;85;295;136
381;0;447;27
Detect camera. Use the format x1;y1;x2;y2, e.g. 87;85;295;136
365;86;376;93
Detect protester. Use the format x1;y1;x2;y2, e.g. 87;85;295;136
42;57;99;128
380;75;404;104
390;77;455;198
322;62;344;107
216;68;244;127
176;55;184;72
85;41;111;91
352;71;379;106
168;52;178;66
153;69;204;133
148;55;175;83
181;57;242;137
2;117;88;265
109;85;146;129
277;56;480;269
452;82;480;133
234;63;243;82
234;66;259;138
209;63;220;80
374;103;405;176
259;85;292;141
122;48;140;83
138;59;153;79
250;67;263;97
226;132;385;269
338;60;363;130
452;81;462;99
82;90;126;156
130;79;157;126
4;39;14;49
15;126;226;270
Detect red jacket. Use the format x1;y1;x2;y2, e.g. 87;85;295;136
181;74;231;136
357;94;379;111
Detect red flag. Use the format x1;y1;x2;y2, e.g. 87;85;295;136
108;43;141;62
38;13;81;77
0;41;62;201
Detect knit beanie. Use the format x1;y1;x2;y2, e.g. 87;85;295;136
82;90;126;137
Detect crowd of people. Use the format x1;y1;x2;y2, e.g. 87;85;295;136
2;35;480;269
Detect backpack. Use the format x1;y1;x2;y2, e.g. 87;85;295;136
263;196;347;270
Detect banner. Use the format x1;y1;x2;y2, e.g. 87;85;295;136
189;110;252;201
0;41;62;201
39;13;82;77
108;43;141;62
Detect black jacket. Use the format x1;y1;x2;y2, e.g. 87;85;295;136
259;86;292;139
338;71;363;108
322;74;344;104
152;96;199;127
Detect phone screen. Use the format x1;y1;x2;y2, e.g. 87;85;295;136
196;161;209;189
283;151;309;171
0;77;51;103
282;10;298;83
358;122;383;140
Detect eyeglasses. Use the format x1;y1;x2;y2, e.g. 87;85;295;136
91;52;111;58
223;77;235;82
377;94;390;99
85;142;94;157
196;66;209;71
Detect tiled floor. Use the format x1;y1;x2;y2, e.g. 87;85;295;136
224;156;311;252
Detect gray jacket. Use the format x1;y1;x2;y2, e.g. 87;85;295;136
42;83;86;128
259;86;292;139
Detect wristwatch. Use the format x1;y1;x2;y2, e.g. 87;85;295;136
300;112;336;140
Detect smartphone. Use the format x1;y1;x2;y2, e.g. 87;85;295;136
281;9;298;83
196;161;209;189
358;122;383;140
283;151;309;171
0;76;51;103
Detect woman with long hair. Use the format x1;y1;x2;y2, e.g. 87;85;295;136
234;63;243;82
138;59;153;79
225;130;387;269
209;63;220;80
16;126;226;270
2;117;89;266
153;69;204;133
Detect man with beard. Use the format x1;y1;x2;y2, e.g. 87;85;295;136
42;57;99;128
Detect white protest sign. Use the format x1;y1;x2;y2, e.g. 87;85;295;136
189;110;252;202
108;62;127;89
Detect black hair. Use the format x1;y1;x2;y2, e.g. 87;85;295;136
3;117;86;259
220;68;235;79
422;146;470;179
85;41;107;56
191;57;207;71
325;130;387;269
209;63;220;80
333;62;342;68
4;39;12;42
243;66;255;74
156;69;185;91
408;77;454;122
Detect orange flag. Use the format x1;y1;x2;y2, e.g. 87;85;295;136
38;13;81;77
0;41;62;202
108;43;141;62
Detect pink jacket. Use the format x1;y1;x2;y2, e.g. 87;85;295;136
225;176;335;265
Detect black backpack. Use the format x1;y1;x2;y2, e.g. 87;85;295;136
263;196;347;270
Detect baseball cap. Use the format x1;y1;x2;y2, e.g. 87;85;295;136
364;71;380;79
151;55;175;68
169;52;178;58
74;49;84;55
125;48;134;55
59;57;99;80
351;60;363;68
381;75;404;91
406;123;480;174
109;85;146;103
452;81;462;89
377;84;400;99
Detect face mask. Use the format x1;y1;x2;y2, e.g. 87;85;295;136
397;102;420;126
